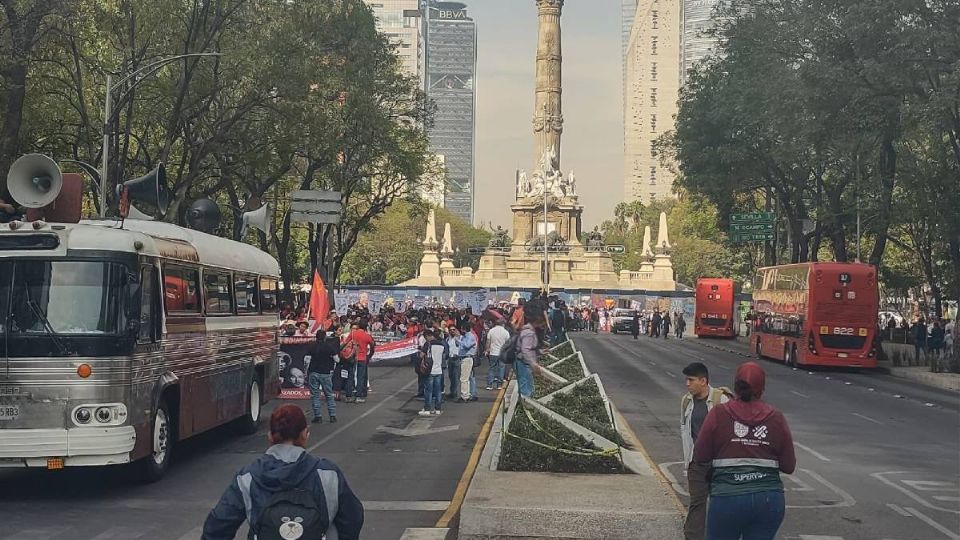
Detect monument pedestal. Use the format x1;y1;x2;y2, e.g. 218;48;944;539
511;197;582;247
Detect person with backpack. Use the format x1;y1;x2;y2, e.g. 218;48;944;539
202;404;364;540
692;362;796;540
307;331;340;424
680;362;730;540
419;329;448;416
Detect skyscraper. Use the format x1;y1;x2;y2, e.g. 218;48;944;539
364;0;424;82
424;1;477;224
681;0;726;82
623;0;681;204
621;0;638;64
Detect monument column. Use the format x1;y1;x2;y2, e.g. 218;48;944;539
533;0;564;168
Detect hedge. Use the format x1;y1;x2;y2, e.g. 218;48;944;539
548;341;574;361
544;380;625;446
499;401;624;474
532;376;564;399
549;355;585;382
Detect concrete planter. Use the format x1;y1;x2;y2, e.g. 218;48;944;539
459;338;683;539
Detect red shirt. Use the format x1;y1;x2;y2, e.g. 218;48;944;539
349;330;376;362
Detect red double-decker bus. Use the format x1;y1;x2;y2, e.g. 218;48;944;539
750;263;879;368
695;278;738;338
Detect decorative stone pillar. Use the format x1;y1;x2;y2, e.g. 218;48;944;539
533;0;564;169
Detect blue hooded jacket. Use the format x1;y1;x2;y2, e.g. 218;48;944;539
202;444;363;540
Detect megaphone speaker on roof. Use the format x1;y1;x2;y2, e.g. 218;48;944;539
118;163;169;216
241;203;271;237
126;204;155;221
7;154;63;208
186;198;221;234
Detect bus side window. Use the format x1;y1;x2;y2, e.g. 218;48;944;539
139;265;156;342
259;277;278;313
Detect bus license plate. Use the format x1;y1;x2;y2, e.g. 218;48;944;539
0;405;20;420
837;353;848;358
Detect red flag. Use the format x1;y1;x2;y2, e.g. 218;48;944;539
309;270;329;333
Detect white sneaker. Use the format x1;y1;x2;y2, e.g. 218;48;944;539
418;410;431;417
432;410;442;416
485;386;494;390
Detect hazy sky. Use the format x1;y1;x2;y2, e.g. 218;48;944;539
469;0;623;230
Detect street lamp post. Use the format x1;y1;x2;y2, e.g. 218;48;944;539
543;187;549;294
100;53;221;217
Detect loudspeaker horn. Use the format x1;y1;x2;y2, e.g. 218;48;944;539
118;163;169;216
7;154;63;208
241;203;271;237
185;198;221;234
127;204;155;221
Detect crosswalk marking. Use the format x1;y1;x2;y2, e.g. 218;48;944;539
3;528;70;540
175;526;204;540
88;527;154;540
400;528;450;540
798;536;844;540
903;480;956;491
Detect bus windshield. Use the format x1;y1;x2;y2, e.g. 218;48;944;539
0;260;127;335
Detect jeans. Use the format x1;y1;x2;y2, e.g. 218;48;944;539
515;361;535;398
684;462;710;540
355;362;369;398
706;491;785;540
460;357;474;399
343;362;357;397
417;373;428;397
448;358;461;397
308;372;336;419
487;355;504;387
423;374;443;411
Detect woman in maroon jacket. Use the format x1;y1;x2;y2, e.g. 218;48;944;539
692;362;796;540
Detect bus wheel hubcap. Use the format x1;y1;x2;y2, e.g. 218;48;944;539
250;381;260;422
153;409;168;465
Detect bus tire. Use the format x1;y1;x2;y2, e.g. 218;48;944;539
238;376;262;435
784;346;793;367
140;399;173;482
756;339;762;359
791;345;799;368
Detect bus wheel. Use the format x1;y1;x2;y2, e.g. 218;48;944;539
140;400;173;482
784;346;793;367
238;377;262;435
755;339;762;358
791;345;799;368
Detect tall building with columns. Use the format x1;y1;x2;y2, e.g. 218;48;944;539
623;0;681;204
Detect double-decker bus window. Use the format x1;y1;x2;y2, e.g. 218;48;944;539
0;261;10;335
260;278;278;313
164;265;201;314
139;265;156;342
204;272;233;315
235;275;258;314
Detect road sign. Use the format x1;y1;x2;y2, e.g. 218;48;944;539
290;190;342;224
605;245;626;254
731;232;775;243
731;212;775;223
467;246;511;254
730;222;775;233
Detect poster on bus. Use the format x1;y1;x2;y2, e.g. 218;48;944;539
278;337;313;399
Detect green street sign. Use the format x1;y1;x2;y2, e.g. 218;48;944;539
731;232;775;243
605;245;626;254
730;222;775;233
731;212;775;223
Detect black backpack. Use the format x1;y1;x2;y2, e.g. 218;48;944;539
500;330;521;365
255;487;329;540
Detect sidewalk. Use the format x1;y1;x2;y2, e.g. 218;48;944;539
886;366;960;392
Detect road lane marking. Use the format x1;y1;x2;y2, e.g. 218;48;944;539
852;412;884;425
886;503;912;517
89;527;155;540
366;501;450;511
4;528;71;540
791;390;810;398
872;472;960;514
905;507;960;540
307;378;419;452
934;496;960;502
665;371;676;378
798;536;844;540
795;442;831;462
904;480;957;491
400;528;451;539
175;528;205;540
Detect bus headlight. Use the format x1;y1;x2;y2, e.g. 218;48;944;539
72;403;127;426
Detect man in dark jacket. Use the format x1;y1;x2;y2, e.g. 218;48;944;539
308;331;340;424
203;405;363;540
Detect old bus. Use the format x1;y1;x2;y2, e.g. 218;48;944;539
694;278;738;338
751;262;879;368
0;219;280;479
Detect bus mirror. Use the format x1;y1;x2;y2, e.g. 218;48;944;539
126;319;141;337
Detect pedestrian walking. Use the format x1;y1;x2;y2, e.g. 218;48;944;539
446;326;462;399
652;311;662;338
517;299;548;398
347;321;375;403
680;363;730;540
457;322;478;403
631;311;641;340
930;321;946;372
662;313;672;340
945;319;955;360
307;331;339;424
590;309;599;333
419;329;447;416
202;404;364;540
912;318;928;365
677;313;687;339
692;362;796;540
486;319;510;390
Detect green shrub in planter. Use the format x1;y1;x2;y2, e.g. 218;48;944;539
532;376;564;399
499;401;624;474
545;380;626;446
548;341;574;361
549;356;585;382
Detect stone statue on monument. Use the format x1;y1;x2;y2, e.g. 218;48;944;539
488;226;511;250
567;170;576;195
584;226;604;252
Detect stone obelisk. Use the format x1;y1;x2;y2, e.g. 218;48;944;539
533;0;564;169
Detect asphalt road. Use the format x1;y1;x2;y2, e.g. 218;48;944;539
0;357;496;540
575;331;960;540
